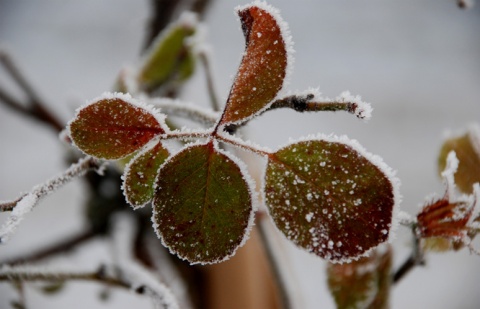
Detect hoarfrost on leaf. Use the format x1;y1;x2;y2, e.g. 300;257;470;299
264;135;400;262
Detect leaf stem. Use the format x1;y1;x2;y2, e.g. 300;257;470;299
215;132;272;157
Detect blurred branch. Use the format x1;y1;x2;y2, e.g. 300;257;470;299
0;229;96;266
392;224;425;284
0;51;64;132
0;264;178;308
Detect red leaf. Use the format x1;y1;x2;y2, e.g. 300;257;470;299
69;93;165;160
218;3;290;126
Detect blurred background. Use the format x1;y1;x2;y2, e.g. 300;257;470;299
0;0;479;308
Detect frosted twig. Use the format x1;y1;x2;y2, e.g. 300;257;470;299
0;50;63;132
0;264;165;300
148;97;219;126
198;50;221;111
269;91;372;120
0;156;104;243
110;213;179;309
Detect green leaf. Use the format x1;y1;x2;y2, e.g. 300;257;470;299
138;14;197;91
152;141;254;264
219;3;290;125
264;137;397;262
438;124;480;194
69;93;165;160
123;140;170;208
327;245;392;309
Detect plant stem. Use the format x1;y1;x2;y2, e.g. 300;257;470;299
392;224;425;284
199;51;221;112
256;211;293;309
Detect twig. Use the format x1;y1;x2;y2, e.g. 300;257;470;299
0;229;96;266
198;51;220;111
269;92;372;120
392;224;425;284
0;51;64;132
0;156;105;243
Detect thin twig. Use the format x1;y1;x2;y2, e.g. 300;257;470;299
269;93;372;120
0;156;105;243
0;51;64;132
198;51;220;111
392;224;425;284
0;229;96;266
0;156;103;212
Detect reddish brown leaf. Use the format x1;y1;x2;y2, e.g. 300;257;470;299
69;93;165;160
264;137;398;262
219;3;289;125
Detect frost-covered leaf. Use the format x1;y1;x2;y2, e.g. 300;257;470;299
123;140;170;208
137;12;197;91
264;136;398;262
152;141;254;264
219;3;290;125
69;93;165;160
438;124;480;194
327;244;392;309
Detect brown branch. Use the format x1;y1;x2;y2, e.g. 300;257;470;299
198;51;220;111
0;229;96;266
0;51;64;132
392;224;425;284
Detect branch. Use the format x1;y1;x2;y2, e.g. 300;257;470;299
0;265;177;309
269;91;373;120
0;229;96;266
109;213;179;309
0;51;64;132
392;224;425;284
0;156;105;243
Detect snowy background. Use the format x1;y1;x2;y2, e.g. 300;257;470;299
1;0;480;308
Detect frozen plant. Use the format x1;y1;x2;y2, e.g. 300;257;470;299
0;1;479;309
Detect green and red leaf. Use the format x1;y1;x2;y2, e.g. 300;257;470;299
123;140;170;208
327;244;392;309
218;3;291;126
264;136;398;262
68;93;165;160
152;141;254;264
